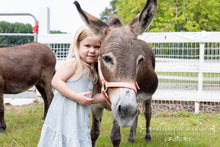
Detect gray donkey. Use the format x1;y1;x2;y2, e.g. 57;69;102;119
74;0;158;146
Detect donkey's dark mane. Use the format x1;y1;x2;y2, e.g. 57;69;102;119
107;17;123;27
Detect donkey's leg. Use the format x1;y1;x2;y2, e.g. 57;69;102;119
42;79;54;118
144;98;152;143
35;79;54;120
36;68;54;119
0;83;6;132
35;83;47;119
91;106;104;147
110;119;121;147
127;110;140;143
0;97;6;132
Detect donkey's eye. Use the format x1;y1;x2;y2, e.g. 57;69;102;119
103;55;114;65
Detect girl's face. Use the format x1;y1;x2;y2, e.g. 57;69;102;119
79;36;101;65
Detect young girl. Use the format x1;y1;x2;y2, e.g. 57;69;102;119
38;26;105;147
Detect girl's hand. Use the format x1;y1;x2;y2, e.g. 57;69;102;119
76;92;95;107
91;93;105;104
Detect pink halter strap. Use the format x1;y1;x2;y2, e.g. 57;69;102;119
98;57;140;105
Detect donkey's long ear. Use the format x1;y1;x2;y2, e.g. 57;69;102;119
74;1;109;40
129;0;157;36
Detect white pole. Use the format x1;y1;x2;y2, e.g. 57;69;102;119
39;7;50;34
196;31;205;113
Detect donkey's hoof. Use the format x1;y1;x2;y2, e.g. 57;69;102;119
127;138;135;144
127;141;134;144
145;134;151;144
0;127;6;132
127;141;134;145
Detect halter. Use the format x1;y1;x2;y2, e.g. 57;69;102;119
98;57;140;105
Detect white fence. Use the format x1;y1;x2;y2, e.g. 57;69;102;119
0;33;35;47
139;32;220;113
38;34;73;69
38;32;220;113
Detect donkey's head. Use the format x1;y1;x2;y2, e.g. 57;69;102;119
74;0;157;127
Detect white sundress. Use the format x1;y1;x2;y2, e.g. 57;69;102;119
38;73;94;147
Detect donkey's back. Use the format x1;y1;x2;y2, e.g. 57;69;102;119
0;42;55;93
0;42;56;132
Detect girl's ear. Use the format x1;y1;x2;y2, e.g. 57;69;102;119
128;0;157;36
74;1;109;40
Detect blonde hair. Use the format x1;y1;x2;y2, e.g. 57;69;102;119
67;26;100;82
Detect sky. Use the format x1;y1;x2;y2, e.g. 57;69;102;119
0;0;111;34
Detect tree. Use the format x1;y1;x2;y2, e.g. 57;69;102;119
100;0;118;22
0;21;33;47
0;21;67;47
100;0;220;32
50;30;66;34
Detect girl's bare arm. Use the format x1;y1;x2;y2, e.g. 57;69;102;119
51;59;94;106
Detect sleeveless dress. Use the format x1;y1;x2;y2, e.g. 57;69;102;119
38;72;94;147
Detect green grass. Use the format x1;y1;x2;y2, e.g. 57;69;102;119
0;103;44;146
0;103;220;147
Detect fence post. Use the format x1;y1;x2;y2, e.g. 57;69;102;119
39;7;50;35
196;31;205;113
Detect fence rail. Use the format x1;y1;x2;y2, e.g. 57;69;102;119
0;33;35;47
139;32;220;113
38;32;220;113
1;32;219;113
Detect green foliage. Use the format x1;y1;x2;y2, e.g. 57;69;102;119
50;30;66;34
116;0;146;25
176;109;190;117
0;21;65;47
0;21;32;33
0;21;34;47
100;0;220;32
100;0;118;21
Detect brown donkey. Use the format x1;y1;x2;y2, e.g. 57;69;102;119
0;42;56;132
74;0;158;146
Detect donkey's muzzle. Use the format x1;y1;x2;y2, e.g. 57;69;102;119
118;104;138;119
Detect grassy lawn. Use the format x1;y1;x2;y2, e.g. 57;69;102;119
0;102;220;147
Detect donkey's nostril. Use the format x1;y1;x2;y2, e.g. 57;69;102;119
117;105;129;117
118;105;122;113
